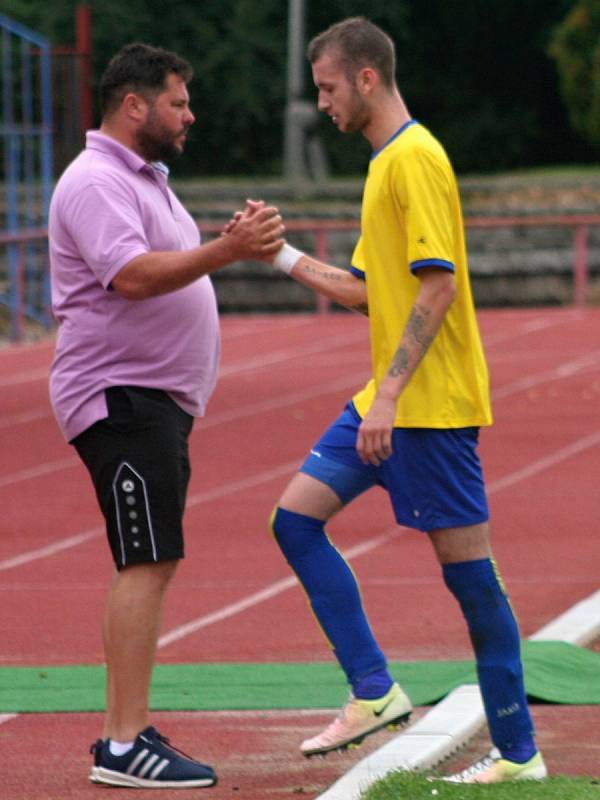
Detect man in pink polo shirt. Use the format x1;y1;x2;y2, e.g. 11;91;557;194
49;43;283;789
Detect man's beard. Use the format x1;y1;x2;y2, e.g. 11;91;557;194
135;110;189;163
344;91;370;134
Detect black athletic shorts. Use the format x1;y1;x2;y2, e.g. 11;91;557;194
72;386;194;570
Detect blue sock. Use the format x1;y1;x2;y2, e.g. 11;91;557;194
442;558;537;762
270;507;392;696
353;668;394;700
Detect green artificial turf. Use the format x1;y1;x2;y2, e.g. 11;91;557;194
0;640;598;713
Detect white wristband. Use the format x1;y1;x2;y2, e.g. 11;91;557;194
273;243;304;275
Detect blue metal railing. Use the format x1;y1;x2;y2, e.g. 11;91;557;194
0;13;53;340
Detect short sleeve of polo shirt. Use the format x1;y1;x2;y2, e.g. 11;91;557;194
393;146;456;274
64;181;150;290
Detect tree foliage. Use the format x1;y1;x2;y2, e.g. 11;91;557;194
3;0;595;175
550;0;600;151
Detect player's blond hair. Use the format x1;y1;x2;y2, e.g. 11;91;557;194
307;17;396;89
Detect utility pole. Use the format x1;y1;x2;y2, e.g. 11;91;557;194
284;0;327;183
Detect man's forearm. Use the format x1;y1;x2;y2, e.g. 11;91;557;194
112;236;241;300
275;246;368;315
113;205;284;300
377;271;455;402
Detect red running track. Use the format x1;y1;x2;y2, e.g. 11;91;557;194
1;308;599;796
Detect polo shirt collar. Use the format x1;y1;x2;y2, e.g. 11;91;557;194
86;130;157;176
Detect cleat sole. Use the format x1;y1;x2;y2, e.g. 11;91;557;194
302;711;412;758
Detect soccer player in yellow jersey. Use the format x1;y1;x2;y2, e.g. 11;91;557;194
267;17;547;783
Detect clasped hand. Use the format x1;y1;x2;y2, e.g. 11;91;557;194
222;199;285;261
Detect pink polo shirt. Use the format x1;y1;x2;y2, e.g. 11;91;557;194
49;131;220;441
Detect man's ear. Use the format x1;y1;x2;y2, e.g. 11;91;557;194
355;67;378;96
122;92;149;122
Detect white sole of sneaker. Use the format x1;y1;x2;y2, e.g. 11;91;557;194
90;765;216;788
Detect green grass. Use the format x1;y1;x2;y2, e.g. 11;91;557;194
360;772;600;800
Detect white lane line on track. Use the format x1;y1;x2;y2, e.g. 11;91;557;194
199;373;367;430
155;428;600;648
0;331;367;393
0;375;367;490
0;408;51;430
221;316;315;340
3;344;598;491
0;310;575;396
217;331;366;377
0;457;79;489
2;423;600;594
186;459;300;508
0;367;50;388
487;430;600;494
157;526;403;649
0;460;302;573
482;311;583;346
491;350;600;400
0;528;103;573
0;332;368;438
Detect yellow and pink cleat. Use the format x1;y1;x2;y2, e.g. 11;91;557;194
441;750;548;783
300;682;412;757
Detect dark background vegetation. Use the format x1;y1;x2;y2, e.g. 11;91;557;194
4;0;598;176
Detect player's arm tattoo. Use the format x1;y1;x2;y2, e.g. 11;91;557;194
300;262;343;282
388;303;434;377
299;262;369;316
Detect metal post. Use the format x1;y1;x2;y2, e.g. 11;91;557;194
284;0;304;181
2;27;20;340
284;0;324;183
39;38;54;326
573;225;589;308
76;4;93;137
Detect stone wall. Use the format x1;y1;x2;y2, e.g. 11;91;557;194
173;174;600;311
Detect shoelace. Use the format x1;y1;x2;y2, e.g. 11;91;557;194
149;729;196;762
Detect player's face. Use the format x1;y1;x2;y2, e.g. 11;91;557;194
135;73;195;162
312;51;370;134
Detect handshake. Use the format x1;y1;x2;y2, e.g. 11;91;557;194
221;199;303;275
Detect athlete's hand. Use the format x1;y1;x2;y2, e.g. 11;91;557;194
221;199;264;236
356;396;396;465
223;200;285;261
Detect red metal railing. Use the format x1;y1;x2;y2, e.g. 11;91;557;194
1;215;598;341
0;228;50;341
199;214;599;312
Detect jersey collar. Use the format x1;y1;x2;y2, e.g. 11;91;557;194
371;119;417;160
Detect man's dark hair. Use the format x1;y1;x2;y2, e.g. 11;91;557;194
307;17;396;89
100;43;193;117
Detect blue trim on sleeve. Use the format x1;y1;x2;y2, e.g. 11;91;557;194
349;266;366;280
410;258;455;274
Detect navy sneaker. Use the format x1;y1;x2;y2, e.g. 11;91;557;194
89;726;217;788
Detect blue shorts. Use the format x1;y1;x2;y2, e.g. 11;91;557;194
300;402;489;532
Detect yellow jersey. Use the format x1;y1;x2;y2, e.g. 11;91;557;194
351;121;493;428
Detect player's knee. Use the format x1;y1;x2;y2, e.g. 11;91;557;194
269;506;325;562
443;558;519;651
